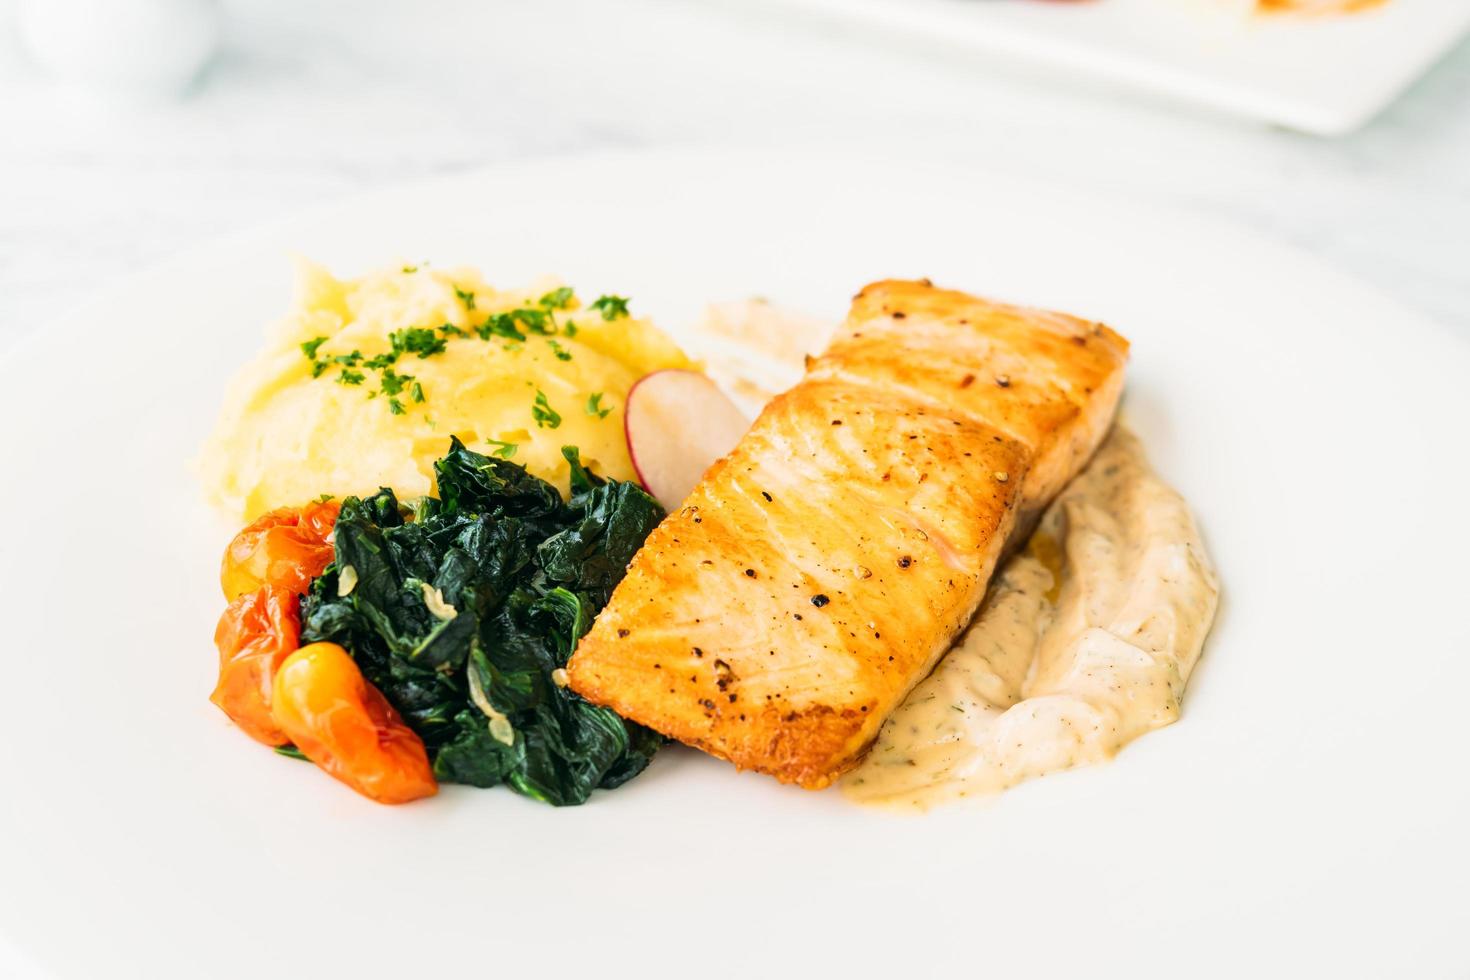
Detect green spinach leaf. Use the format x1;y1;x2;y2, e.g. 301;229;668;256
301;436;664;805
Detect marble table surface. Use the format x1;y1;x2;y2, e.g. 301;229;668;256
1;0;1468;354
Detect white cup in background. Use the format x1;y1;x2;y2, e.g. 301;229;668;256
16;0;222;98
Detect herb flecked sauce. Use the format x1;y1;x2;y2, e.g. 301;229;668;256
843;426;1219;809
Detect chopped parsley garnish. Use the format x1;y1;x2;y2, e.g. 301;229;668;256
515;308;553;335
539;286;575;310
303;338;376;384
589;295;630;321
485;438;519;459
300;279;637;417
479;313;526;342
585;392;612;419
389;326;447;359
402;265;418;274
532;389;562;429
379;367;412;397
315;493;336;503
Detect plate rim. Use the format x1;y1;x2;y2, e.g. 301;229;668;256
4;143;1469;979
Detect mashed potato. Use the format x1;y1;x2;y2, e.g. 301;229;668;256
201;259;694;519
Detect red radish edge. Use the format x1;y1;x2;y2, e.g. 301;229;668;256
624;369;752;511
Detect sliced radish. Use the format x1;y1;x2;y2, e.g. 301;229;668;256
624;369;751;511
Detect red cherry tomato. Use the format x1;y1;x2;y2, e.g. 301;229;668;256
220;499;340;601
211;585;301;746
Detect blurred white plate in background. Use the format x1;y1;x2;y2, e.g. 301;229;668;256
768;0;1470;133
0;148;1467;977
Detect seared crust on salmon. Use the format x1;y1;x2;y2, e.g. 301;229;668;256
568;281;1129;788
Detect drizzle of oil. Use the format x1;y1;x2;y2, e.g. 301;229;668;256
1026;530;1065;605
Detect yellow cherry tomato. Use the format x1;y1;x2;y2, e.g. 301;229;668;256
210;585;300;746
271;642;437;805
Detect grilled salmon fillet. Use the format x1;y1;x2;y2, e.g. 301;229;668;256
568;280;1129;788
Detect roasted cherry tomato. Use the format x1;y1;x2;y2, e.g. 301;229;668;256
271;642;437;805
220;499;340;601
210;585;301;746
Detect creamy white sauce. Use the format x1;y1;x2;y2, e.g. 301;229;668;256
696;300;1220;810
843;426;1219;809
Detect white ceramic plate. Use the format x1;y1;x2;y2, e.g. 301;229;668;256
767;0;1470;134
1;148;1467;979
